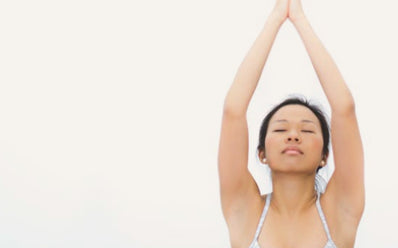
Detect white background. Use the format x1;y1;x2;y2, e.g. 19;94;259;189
0;0;397;247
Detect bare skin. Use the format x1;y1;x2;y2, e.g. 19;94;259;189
218;0;364;248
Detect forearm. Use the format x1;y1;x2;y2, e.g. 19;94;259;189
292;16;355;113
224;14;284;116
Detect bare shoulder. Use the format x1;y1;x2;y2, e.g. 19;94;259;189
224;188;267;247
320;180;363;247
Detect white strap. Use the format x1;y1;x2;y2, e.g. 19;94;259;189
315;191;333;241
252;193;271;243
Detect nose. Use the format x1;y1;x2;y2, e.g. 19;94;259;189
285;130;301;143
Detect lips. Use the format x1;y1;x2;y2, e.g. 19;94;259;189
282;146;303;154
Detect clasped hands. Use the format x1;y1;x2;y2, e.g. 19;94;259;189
272;0;307;23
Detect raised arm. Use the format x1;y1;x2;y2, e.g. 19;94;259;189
223;3;288;116
289;0;365;222
218;1;288;224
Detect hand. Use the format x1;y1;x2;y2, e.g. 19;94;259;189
271;0;289;23
288;0;306;22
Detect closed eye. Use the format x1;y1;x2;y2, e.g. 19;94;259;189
273;129;286;132
302;130;314;133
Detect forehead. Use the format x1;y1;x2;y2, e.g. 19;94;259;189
269;104;320;126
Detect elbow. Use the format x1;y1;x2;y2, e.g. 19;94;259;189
223;108;247;119
332;98;356;116
344;99;356;114
223;102;247;118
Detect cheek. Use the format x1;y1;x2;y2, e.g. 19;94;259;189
265;134;279;154
309;135;324;153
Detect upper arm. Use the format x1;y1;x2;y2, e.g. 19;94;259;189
324;105;365;221
217;110;261;219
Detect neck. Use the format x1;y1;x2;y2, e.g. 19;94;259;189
270;172;317;218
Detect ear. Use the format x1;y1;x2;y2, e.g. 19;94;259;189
322;151;329;167
258;149;266;163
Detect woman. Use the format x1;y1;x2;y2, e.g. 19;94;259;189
217;0;365;247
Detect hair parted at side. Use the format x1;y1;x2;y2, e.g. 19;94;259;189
256;96;330;173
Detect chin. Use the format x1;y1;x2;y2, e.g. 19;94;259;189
270;162;308;172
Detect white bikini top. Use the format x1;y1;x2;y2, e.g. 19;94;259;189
248;191;337;248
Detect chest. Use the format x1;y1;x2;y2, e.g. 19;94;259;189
254;205;357;248
229;197;358;248
257;207;330;248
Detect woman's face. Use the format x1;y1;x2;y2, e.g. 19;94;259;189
264;104;325;174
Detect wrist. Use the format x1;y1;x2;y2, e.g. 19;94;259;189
268;12;286;26
290;14;308;25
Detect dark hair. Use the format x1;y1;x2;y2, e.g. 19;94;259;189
257;96;330;173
